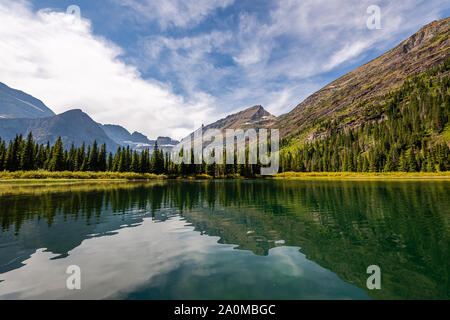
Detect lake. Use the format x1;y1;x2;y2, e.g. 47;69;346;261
0;180;448;299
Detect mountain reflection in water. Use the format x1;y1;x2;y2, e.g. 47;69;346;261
0;180;448;299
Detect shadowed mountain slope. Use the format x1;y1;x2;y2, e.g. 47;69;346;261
0;82;55;119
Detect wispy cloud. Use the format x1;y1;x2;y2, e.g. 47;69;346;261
0;0;448;140
116;0;235;29
324;40;372;71
0;0;218;139
135;0;448;116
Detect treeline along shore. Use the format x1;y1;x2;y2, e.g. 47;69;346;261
0;132;448;181
0;61;449;181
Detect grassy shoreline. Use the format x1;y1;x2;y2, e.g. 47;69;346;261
0;170;449;186
0;170;167;181
273;171;450;180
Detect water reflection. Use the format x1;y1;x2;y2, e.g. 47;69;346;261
0;180;448;299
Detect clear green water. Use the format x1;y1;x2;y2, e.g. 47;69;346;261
0;180;448;300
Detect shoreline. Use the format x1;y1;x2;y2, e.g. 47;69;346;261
0;171;449;186
272;172;450;180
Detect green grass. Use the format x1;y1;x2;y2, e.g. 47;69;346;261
1;170;449;185
274;171;450;180
179;174;214;180
0;180;168;196
0;170;167;181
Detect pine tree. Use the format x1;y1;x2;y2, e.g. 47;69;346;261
66;143;76;171
19;132;34;171
130;151;140;173
362;155;369;172
0;140;5;171
117;150;126;172
406;148;418;172
98;144;107;172
48;137;64;171
399;151;408;172
107;152;113;171
87;140;99;171
150;142;164;174
4;139;17;171
43;142;51;170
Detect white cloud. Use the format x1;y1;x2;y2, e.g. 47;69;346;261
137;0;447;117
324;40;372;71
0;0;216;139
1;0;448;141
117;0;234;29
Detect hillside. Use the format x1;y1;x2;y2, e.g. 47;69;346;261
0;18;448;175
182;18;449;174
279;61;449;173
0;109;119;150
183;18;449;147
274;17;450;142
0;82;55;119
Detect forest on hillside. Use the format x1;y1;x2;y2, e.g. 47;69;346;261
0;60;449;177
279;58;450;173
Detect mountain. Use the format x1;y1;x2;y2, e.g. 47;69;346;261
0;82;55;119
179;18;449;173
130;131;151;144
176;105;275;151
101;124;134;145
182;18;448;141
102;124;179;152
203;105;276;132
271;18;450;173
273;17;450;141
1;17;447;167
0;84;119;150
156;136;179;146
102;124;154;146
0;81;178;152
0;109;119;150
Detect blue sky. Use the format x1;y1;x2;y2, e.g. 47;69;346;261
0;0;449;139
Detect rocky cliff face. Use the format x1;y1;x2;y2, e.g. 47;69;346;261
202;105;276;132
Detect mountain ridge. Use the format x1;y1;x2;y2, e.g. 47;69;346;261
0;109;120;151
272;17;450;142
203;105;276;132
0;83;179;151
101;123;179;151
1;18;448;157
182;18;449;143
0;82;55;119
